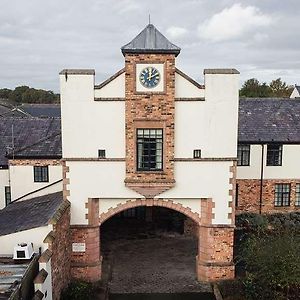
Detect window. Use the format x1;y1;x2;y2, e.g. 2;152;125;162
267;144;282;166
296;184;300;206
137;129;163;171
274;184;290;207
5;186;11;206
34;166;49;182
193;149;201;159
98;149;106;158
237;144;250;166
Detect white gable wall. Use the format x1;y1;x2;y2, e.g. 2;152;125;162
175;72;204;98
9;165;62;201
94;72;125;98
93;70;205;99
0;225;51;255
290;87;300;98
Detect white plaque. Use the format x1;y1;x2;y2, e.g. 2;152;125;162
72;243;86;252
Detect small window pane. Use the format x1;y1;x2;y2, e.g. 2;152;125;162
5;186;11;206
98;149;106;158
267;144;282;166
137;129;163;171
237;144;250;166
296;184;300;206
274;183;290;207
34;166;49;182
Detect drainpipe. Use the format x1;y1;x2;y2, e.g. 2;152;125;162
259;144;264;214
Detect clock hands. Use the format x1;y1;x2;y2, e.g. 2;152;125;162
147;72;159;80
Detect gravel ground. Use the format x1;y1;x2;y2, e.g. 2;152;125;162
103;235;212;294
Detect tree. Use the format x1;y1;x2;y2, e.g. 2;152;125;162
0;88;12;99
240;78;294;98
269;78;294;97
2;86;60;103
240;78;272;98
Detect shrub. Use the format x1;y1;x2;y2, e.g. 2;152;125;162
61;281;95;300
241;231;300;299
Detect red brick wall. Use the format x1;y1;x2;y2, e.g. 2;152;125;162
124;53;176;197
48;206;71;300
70;226;101;282
236;179;300;214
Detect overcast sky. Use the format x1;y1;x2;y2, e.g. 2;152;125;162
0;0;299;92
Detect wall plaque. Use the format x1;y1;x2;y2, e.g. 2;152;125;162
72;243;86;252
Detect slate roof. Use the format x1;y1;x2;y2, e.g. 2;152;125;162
0;99;300;167
295;85;300;94
0;103;60;118
238;98;300;143
0;192;64;236
121;24;181;56
0;118;61;167
20;104;61;118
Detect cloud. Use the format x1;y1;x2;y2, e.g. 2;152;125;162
198;3;272;42
166;26;188;39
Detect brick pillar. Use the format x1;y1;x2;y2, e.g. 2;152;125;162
70;198;101;282
196;225;234;281
70;226;101;282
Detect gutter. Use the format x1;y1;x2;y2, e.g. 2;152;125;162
259;144;264;214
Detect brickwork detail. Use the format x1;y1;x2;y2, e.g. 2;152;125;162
85;198;100;226
62;160;70;201
99;198;201;225
197;226;235;281
124;54;176;197
70;226;101;282
236;179;300;214
45;203;71;300
228;161;237;224
197;198;234;281
9;159;61;166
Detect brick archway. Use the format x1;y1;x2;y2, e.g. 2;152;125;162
99;198;201;225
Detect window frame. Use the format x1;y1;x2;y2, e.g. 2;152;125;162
274;183;290;207
296;184;300;207
267;144;282;166
237;144;250;166
5;186;11;206
98;149;106;159
193;149;201;159
136;128;163;172
34;166;49;183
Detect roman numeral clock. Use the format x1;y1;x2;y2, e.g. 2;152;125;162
136;64;164;92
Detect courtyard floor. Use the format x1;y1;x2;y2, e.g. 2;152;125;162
102;234;213;295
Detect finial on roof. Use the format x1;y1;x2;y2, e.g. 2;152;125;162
149;14;151;25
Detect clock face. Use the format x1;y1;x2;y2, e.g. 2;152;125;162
139;66;160;88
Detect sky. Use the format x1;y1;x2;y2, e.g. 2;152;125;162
0;0;299;92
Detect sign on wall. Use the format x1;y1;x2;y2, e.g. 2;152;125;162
72;243;86;252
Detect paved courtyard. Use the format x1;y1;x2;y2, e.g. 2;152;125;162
102;235;212;294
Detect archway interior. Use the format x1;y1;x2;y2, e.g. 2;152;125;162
101;206;188;241
100;206;205;294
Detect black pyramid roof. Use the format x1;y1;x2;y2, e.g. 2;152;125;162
121;24;181;56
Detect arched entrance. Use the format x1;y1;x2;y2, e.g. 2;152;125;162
100;203;201;293
70;198;234;283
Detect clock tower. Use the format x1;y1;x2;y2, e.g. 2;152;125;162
121;24;180;197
